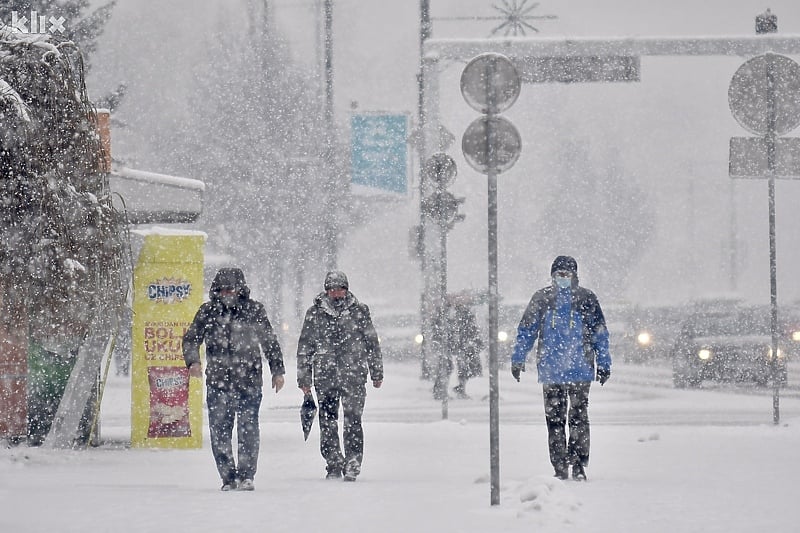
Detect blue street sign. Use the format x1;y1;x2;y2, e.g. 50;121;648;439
351;113;408;193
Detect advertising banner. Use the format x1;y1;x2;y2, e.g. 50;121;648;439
351;113;409;194
131;230;205;448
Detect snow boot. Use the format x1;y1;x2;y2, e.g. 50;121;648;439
326;464;343;479
343;459;360;482
220;479;239;491
572;464;587;482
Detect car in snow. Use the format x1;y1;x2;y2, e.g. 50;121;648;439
372;310;423;361
495;300;529;365
671;302;788;388
778;303;800;359
602;302;636;362
622;304;688;363
601;301;679;364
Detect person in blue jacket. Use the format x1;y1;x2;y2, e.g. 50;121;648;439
510;255;611;481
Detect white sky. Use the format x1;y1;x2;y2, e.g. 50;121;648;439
88;1;800;311
272;1;800;307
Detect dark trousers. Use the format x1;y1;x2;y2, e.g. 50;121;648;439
206;385;262;483
542;382;591;472
317;383;366;473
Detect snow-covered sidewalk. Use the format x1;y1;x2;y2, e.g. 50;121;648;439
2;361;799;532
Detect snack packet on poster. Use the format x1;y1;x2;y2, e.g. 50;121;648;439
148;366;191;438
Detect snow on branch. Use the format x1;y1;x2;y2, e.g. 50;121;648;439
0;25;127;345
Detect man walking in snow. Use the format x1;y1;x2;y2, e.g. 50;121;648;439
510;256;611;481
297;271;383;482
183;268;285;491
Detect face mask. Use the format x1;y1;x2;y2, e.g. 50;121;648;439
555;276;572;289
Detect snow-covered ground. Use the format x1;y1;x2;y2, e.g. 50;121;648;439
2;358;799;532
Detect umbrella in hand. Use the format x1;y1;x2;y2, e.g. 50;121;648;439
300;392;317;441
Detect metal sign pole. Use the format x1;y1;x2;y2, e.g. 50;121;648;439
439;205;449;420
485;57;501;507
487;169;500;505
460;52;521;507
765;52;780;425
728;44;800;424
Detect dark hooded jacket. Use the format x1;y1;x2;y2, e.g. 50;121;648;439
183;268;285;391
296;291;383;390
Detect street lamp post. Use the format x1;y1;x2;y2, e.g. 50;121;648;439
418;1;433;381
323;0;337;270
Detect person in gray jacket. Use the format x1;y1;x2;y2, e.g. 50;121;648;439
183;268;285;491
297;271;383;481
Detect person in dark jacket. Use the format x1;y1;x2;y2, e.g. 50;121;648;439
183;268;285;491
297;271;383;482
447;294;484;399
510;256;611;481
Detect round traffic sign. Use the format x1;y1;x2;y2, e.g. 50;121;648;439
461;116;522;174
421;191;461;223
728;53;800;136
423;153;457;188
460;53;521;114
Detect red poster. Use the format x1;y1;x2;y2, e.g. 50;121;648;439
147;366;191;438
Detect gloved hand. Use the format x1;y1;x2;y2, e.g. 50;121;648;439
188;363;202;379
596;367;611;386
511;362;525;382
272;374;285;393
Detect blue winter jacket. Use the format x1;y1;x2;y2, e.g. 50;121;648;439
511;282;611;384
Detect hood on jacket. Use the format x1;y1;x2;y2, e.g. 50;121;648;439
324;270;349;291
551;255;578;276
551;255;579;288
210;267;250;300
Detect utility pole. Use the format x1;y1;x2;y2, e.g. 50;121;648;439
323;0;337;270
418;0;433;380
755;8;781;425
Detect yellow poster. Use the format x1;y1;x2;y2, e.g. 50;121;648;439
131;230;206;448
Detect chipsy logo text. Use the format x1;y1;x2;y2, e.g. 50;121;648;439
148;279;192;304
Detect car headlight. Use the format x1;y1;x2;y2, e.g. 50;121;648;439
792;331;800;342
498;330;509;342
414;334;424;345
697;348;713;361
636;332;652;347
768;346;784;359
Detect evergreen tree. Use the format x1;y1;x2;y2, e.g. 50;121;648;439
0;26;127;338
167;1;333;306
